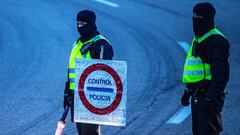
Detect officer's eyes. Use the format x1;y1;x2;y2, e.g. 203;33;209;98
77;21;87;25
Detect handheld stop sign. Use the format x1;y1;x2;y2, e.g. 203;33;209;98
74;59;127;126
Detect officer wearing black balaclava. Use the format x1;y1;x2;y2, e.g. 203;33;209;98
181;3;229;135
77;10;97;40
63;10;114;135
192;3;215;38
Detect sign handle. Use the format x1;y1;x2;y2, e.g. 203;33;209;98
98;46;104;135
98;125;102;135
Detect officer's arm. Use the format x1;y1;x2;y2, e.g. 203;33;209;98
90;39;114;60
63;41;77;109
207;37;230;95
65;70;70;93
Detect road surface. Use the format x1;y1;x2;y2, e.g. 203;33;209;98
0;0;239;134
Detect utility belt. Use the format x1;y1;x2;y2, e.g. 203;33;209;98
187;87;226;98
186;81;209;96
188;87;227;107
187;88;207;97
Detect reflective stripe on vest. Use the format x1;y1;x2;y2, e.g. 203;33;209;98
68;35;109;90
182;28;226;83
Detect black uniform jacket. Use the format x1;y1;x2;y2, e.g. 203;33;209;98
187;34;230;96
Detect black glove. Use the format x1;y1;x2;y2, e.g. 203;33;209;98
181;89;191;106
64;81;74;109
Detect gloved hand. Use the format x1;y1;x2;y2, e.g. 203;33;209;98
64;81;74;109
181;89;191;106
64;91;74;109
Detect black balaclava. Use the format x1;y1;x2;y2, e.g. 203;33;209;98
76;10;97;38
193;2;216;38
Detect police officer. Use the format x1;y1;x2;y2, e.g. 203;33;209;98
64;10;114;135
181;3;229;135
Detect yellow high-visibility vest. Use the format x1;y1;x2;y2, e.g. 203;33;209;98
182;28;226;83
68;35;108;90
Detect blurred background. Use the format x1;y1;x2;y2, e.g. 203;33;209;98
0;0;239;134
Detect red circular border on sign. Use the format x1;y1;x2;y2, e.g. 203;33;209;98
78;63;123;115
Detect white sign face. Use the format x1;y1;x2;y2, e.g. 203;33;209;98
74;59;127;126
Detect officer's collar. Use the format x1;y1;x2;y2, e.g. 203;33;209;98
194;27;218;43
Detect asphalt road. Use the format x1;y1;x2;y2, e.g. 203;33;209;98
0;0;240;135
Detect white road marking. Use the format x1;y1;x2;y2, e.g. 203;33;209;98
177;41;190;54
166;41;191;124
92;0;119;8
167;106;191;124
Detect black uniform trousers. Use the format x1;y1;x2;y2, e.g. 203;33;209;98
76;123;98;135
70;100;98;135
191;89;224;135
